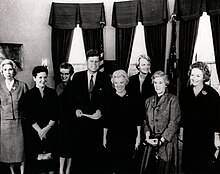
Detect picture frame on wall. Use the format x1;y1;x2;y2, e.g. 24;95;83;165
0;43;24;70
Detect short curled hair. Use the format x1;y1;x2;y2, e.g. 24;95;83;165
0;59;18;77
151;70;170;86
136;54;151;70
188;61;211;82
32;66;48;77
86;49;100;61
60;62;74;75
111;69;129;86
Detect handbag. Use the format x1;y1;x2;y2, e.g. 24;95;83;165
37;152;53;160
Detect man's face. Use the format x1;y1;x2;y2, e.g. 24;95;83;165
87;56;100;73
60;68;71;84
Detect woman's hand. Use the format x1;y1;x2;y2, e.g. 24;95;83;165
145;131;158;146
146;138;158;146
76;109;83;117
214;132;220;149
103;128;107;148
82;110;102;120
37;129;46;140
103;137;107;148
40;126;51;139
92;110;102;120
135;136;141;150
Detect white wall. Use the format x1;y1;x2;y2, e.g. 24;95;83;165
0;0;175;88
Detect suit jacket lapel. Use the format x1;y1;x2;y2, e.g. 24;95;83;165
0;79;19;93
85;71;92;100
157;93;168;107
10;79;19;93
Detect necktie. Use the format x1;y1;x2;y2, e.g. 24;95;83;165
89;75;94;93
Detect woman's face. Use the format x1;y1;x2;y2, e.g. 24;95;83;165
33;72;47;88
2;64;14;80
114;76;127;94
138;58;151;74
190;68;204;87
153;76;166;96
60;68;71;84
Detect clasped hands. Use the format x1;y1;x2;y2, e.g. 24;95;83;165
145;132;165;147
37;126;51;140
76;109;102;120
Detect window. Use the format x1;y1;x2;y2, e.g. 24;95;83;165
193;12;220;94
128;22;147;76
68;25;87;73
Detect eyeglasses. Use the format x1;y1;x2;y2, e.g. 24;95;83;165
60;72;70;75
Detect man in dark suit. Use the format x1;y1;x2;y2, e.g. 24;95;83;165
67;49;112;174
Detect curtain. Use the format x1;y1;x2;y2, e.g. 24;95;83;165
144;23;167;74
167;20;178;95
115;27;136;71
140;0;168;26
49;3;78;85
210;15;220;81
139;0;168;74
175;0;204;21
112;1;138;71
178;18;200;91
78;3;106;71
78;3;105;51
82;28;104;71
82;28;103;54
207;0;220;81
175;0;220;91
51;28;74;85
174;0;202;92
49;2;106;84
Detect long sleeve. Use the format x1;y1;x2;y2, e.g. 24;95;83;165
161;96;181;142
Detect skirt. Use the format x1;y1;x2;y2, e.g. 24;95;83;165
0;119;24;163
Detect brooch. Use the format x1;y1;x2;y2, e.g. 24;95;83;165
202;90;207;95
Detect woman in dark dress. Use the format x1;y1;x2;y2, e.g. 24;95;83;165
103;70;143;174
140;70;181;174
56;62;74;174
23;66;59;174
127;55;155;172
180;61;220;174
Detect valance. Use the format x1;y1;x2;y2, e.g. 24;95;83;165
175;0;220;21
175;0;203;21
78;3;106;29
49;2;106;29
206;0;220;16
112;1;138;28
49;3;78;29
140;0;168;26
